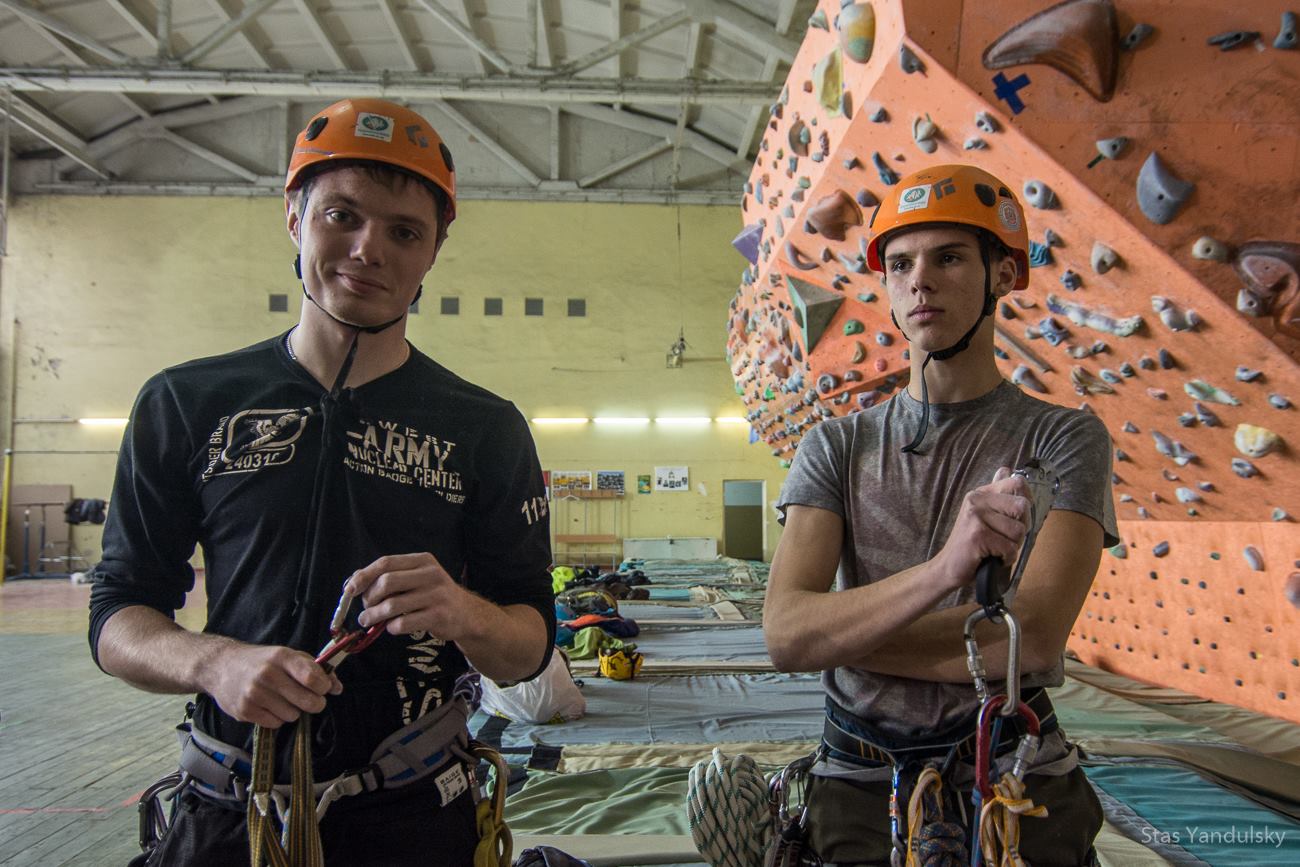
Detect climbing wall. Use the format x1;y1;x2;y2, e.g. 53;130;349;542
727;0;1300;721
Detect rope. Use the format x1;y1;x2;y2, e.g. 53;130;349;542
686;748;772;867
976;772;1048;867
903;767;966;867
247;717;324;867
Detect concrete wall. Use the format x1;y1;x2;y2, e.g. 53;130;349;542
0;195;788;568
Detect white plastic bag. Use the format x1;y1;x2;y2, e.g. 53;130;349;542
480;651;586;724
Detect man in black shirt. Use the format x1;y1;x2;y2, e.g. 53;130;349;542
89;98;555;865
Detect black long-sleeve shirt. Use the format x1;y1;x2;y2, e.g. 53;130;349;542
90;333;554;779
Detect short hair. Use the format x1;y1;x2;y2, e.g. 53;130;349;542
292;159;447;231
880;222;1012;263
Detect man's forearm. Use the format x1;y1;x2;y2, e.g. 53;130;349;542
457;601;549;683
96;605;236;695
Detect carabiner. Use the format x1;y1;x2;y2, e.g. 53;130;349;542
974;695;1041;800
964;604;1024;716
314;586;388;670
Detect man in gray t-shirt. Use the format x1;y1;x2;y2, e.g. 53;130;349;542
765;164;1116;866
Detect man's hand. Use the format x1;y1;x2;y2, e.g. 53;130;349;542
933;467;1032;590
205;643;342;729
347;552;479;641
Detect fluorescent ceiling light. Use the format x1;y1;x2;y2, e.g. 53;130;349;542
531;417;589;425
78;418;128;426
714;417;750;424
593;417;650;425
654;417;712;425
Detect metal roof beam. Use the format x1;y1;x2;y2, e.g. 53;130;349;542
181;0;280;66
534;0;553;68
694;0;799;63
376;0;419;72
560;103;746;171
0;67;780;105
555;9;688;77
414;0;510;73
292;0;346;69
735;53;779;158
0;0;134;65
578;139;672;188
609;0;624;79
199;0;273;69
104;0;154;44
432;99;539;186
151;127;265;181
0;97;110;178
82;96;279;159
156;0;172;59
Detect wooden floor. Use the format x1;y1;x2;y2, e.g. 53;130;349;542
0;579;205;866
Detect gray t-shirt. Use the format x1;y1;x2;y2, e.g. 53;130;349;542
777;380;1118;738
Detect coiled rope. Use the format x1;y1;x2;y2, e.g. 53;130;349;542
976;772;1047;867
903;767;966;867
686;748;772;867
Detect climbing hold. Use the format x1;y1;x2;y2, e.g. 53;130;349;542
1234;423;1281;459
1119;362;1135;377
1115;448;1129;461
912;114;939;153
981;0;1119;101
1185;379;1240;405
1194;403;1221;427
874;358;888;373
1276;11;1298;49
1022;179;1057;209
787;276;844;353
843;370;863;383
1153;541;1170;558
1095;136;1129;161
788;120;809;157
806;190;863;241
869;106;888;123
1028;241;1053;267
1161;469;1179;482
855;189;878;208
851;341;867;364
785;241;819;272
732;223;763;265
1011;364;1048;393
1136;152;1195;224
899;44;924;74
817;373;839;395
843;155;860;170
1175;487;1201;504
1243;546;1264;572
1122;22;1154;50
1000;302;1017;320
837;251;868;273
964;137;987;150
1269;393;1292;409
1044;228;1062;247
1070;366;1114;396
1137;354;1155;371
808;8;829;30
1121;421;1138;433
1119;493;1133;502
1045;294;1143;337
1231;458;1258;478
871;152;899;185
1232;242;1300;337
1099;368;1122;384
1235;365;1263;383
813;49;844;116
1029;316;1069;345
1153;430;1196;466
1137;507;1150;519
1287;574;1300;609
1177;412;1196;427
1207;30;1259;51
1060;269;1083;291
844;319;865;335
1090;242;1119;274
974;111;999;134
1108;544;1127;559
837;3;876;63
875;331;892;346
1191;236;1230;262
1274;508;1291;521
1151;296;1201;332
1158;348;1175;369
858;292;877;303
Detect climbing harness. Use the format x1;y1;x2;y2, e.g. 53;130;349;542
685;748;773;867
963;461;1059;866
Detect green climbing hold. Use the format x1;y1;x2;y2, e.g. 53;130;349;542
857;292;877;303
1210;552;1221;560
763;387;775;401
844;320;865;335
779;459;792;469
1108;544;1127;559
797;176;812;189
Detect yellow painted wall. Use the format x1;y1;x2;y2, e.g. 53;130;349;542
0;195;788;570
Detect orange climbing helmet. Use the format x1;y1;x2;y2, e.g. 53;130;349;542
285;98;456;232
864;164;1029;290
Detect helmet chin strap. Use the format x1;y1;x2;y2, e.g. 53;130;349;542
894;232;996;455
293;254;417;397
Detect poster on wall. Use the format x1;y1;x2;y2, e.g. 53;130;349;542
654;466;689;492
550;470;592;496
596;470;626;495
637;475;652;494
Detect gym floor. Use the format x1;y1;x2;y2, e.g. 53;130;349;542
0;578;206;866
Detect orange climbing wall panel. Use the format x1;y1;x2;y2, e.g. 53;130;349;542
730;0;1299;721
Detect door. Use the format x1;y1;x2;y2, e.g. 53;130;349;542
723;480;765;561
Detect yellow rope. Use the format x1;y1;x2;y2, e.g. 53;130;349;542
976;773;1048;867
905;767;945;867
247;718;323;867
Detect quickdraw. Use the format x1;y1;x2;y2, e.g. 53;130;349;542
765;753;819;867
